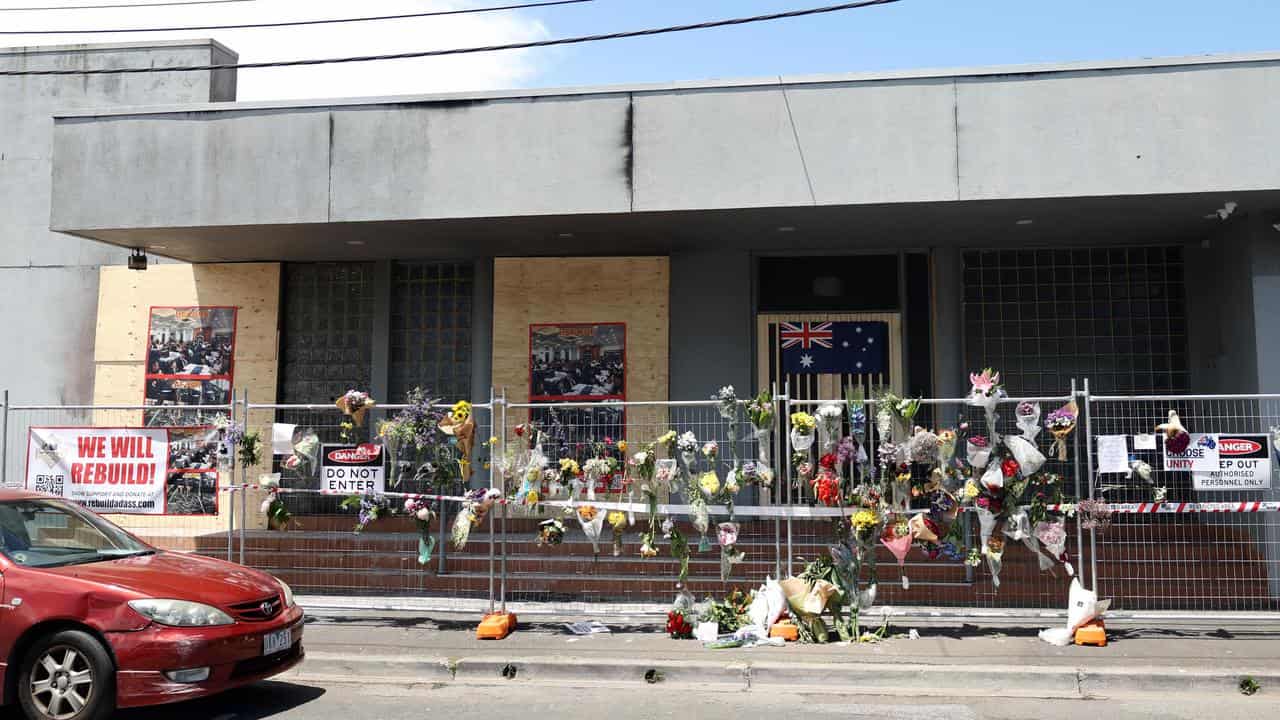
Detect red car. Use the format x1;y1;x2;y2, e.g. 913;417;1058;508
0;490;304;720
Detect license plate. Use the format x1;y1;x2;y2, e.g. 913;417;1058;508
263;629;291;656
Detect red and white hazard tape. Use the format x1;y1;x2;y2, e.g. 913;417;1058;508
1047;501;1280;514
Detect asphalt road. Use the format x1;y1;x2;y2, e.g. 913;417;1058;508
1;679;1263;720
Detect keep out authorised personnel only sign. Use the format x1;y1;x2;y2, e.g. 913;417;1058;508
1191;435;1273;491
320;443;386;494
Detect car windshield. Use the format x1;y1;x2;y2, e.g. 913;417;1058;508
0;499;152;568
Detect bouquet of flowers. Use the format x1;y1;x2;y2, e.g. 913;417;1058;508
817;402;844;454
259;488;294;531
1016;401;1042;440
336;389;376;426
965;368;1004;415
812;465;841;507
451;488;501;549
1034;518;1069;569
1045;401;1079;461
438;400;477;480
789;412;817;452
559;457;582;500
666;521;691;584
677;431;699;474
583;457;613;486
576;504;606;555
1075;497;1113;532
536;517;566;547
666;609;695;639
655;458;678;491
717;521;745;580
881;520;914;589
747;389;776;467
845;385;868;438
937;429;957;465
908;427;940;465
1156;409;1191;454
639;529;659;558
339;491;389;534
377;388;454;488
403;497;436;565
283;429;322;477
984;536;1005;589
966;434;992;468
689;494;711;551
1005;434;1047;477
608;510;628;557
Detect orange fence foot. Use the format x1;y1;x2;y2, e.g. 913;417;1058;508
477;612;517;640
1074;619;1107;647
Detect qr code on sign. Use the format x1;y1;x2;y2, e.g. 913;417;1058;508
34;475;64;496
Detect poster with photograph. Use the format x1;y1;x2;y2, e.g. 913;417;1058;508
529;323;625;401
143;306;237;425
529;323;626;491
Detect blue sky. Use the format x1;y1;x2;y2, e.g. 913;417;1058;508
520;0;1280;88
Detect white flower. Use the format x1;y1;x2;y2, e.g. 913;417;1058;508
817;403;843;419
677;431;698;452
632;451;650;466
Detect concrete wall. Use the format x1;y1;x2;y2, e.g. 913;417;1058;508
0;40;237;404
50;55;1280;234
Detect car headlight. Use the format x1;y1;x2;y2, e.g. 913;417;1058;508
278;579;296;608
128;599;234;627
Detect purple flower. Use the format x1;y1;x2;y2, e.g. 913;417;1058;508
837;436;857;465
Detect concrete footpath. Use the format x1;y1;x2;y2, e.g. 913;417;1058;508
281;608;1280;700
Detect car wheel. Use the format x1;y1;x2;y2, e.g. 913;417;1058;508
17;630;115;720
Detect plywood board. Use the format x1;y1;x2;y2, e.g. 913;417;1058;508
90;263;281;531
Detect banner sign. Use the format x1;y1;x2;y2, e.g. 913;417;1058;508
1193;434;1273;491
1163;433;1220;472
25;428;170;514
321;443;386;495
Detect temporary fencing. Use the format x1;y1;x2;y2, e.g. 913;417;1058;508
2;383;1279;617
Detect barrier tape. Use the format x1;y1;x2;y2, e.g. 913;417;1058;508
223;486;1280;517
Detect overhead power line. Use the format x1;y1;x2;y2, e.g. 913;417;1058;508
0;0;254;10
0;0;593;34
0;0;901;76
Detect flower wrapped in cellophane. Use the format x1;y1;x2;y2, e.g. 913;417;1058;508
845;385;868;438
790;412;817;452
966;434;992;468
1045;401;1079;461
881;520;914;589
451;488;501;550
984;537;1005;589
1034;518;1068;572
966;368;1004;416
717;521;745;580
689;495;711;551
576;503;606;556
676;431;699;475
908;427;940;465
747;389;776;468
404;497;436;565
608;510;628;557
1156;409;1191;454
336;389;376;426
812;465;841;507
980;461;1004;492
1005;434;1047;477
1016;401;1042;441
654;457;678;490
937;429;957;465
817;402;844;454
536;517;566;547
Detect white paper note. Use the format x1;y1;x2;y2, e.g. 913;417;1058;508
1133;433;1157;451
1097;435;1130;474
271;423;298;455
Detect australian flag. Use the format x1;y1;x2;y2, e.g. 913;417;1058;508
780;321;888;375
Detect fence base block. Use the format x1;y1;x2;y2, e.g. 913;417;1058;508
1074;619;1107;647
476;612;517;640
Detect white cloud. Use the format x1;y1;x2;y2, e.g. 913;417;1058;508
0;0;553;101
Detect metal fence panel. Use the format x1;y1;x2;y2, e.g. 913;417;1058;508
1086;391;1280;611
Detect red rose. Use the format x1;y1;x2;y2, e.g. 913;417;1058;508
1002;458;1019;478
514;424;526;437
819;453;838;470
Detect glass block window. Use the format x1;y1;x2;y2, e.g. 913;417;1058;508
962;247;1189;396
389;261;474;402
278;262;375;403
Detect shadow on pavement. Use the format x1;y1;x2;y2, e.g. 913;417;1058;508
112;681;325;720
